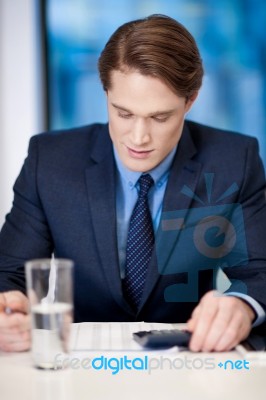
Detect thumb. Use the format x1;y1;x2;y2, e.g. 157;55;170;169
0;293;7;312
186;318;196;332
4;291;29;314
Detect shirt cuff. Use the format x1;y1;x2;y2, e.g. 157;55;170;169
225;292;265;327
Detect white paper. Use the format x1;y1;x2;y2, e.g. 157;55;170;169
70;322;184;352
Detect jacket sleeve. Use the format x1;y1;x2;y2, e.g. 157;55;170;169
224;137;266;311
0;136;53;293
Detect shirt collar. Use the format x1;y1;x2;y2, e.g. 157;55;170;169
113;145;177;190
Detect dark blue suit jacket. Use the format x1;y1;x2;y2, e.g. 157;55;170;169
1;121;266;323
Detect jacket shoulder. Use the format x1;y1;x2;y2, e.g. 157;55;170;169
186;120;258;148
25;124;112;169
31;123;109;146
27;123;111;164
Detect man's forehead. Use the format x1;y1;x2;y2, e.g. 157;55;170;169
107;70;185;114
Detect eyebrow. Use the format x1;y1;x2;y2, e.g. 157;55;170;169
111;103;176;117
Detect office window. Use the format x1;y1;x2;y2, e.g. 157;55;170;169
44;0;266;165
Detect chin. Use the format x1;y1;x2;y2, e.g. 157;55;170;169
125;162;154;173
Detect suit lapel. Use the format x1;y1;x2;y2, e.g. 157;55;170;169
85;123;203;315
85;127;134;315
138;123;203;311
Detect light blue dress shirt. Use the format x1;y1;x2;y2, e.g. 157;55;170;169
113;146;265;326
114;145;177;279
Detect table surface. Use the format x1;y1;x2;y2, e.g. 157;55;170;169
1;324;266;400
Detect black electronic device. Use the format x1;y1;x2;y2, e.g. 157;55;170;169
133;329;192;349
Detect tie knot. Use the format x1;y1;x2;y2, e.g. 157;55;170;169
138;174;154;198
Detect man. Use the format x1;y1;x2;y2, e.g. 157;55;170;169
0;14;266;353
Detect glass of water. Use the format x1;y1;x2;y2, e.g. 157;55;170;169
25;258;74;369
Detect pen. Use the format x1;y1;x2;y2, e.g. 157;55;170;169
4;307;27;315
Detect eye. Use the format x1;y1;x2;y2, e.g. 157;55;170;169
152;115;168;123
118;112;133;119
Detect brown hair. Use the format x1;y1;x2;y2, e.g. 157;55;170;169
98;14;203;100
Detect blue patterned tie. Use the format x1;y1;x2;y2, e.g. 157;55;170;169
123;174;155;310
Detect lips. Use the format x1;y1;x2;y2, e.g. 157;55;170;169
126;146;153;159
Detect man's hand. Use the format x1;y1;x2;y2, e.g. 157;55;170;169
186;290;255;352
0;291;31;352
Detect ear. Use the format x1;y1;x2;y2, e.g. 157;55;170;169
185;91;199;113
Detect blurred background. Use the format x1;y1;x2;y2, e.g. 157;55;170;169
0;0;265;225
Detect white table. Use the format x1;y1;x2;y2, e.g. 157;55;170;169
1;324;266;400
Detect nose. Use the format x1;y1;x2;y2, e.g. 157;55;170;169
130;118;151;146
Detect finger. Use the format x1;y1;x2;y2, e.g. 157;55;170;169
0;293;7;312
187;314;200;331
186;318;194;331
214;311;250;352
189;294;220;352
0;327;31;352
4;291;29;314
191;304;201;319
186;304;201;331
200;298;235;351
211;298;253;351
0;312;31;331
0;328;31;344
0;337;31;352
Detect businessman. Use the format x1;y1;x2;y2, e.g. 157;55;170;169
0;14;266;353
